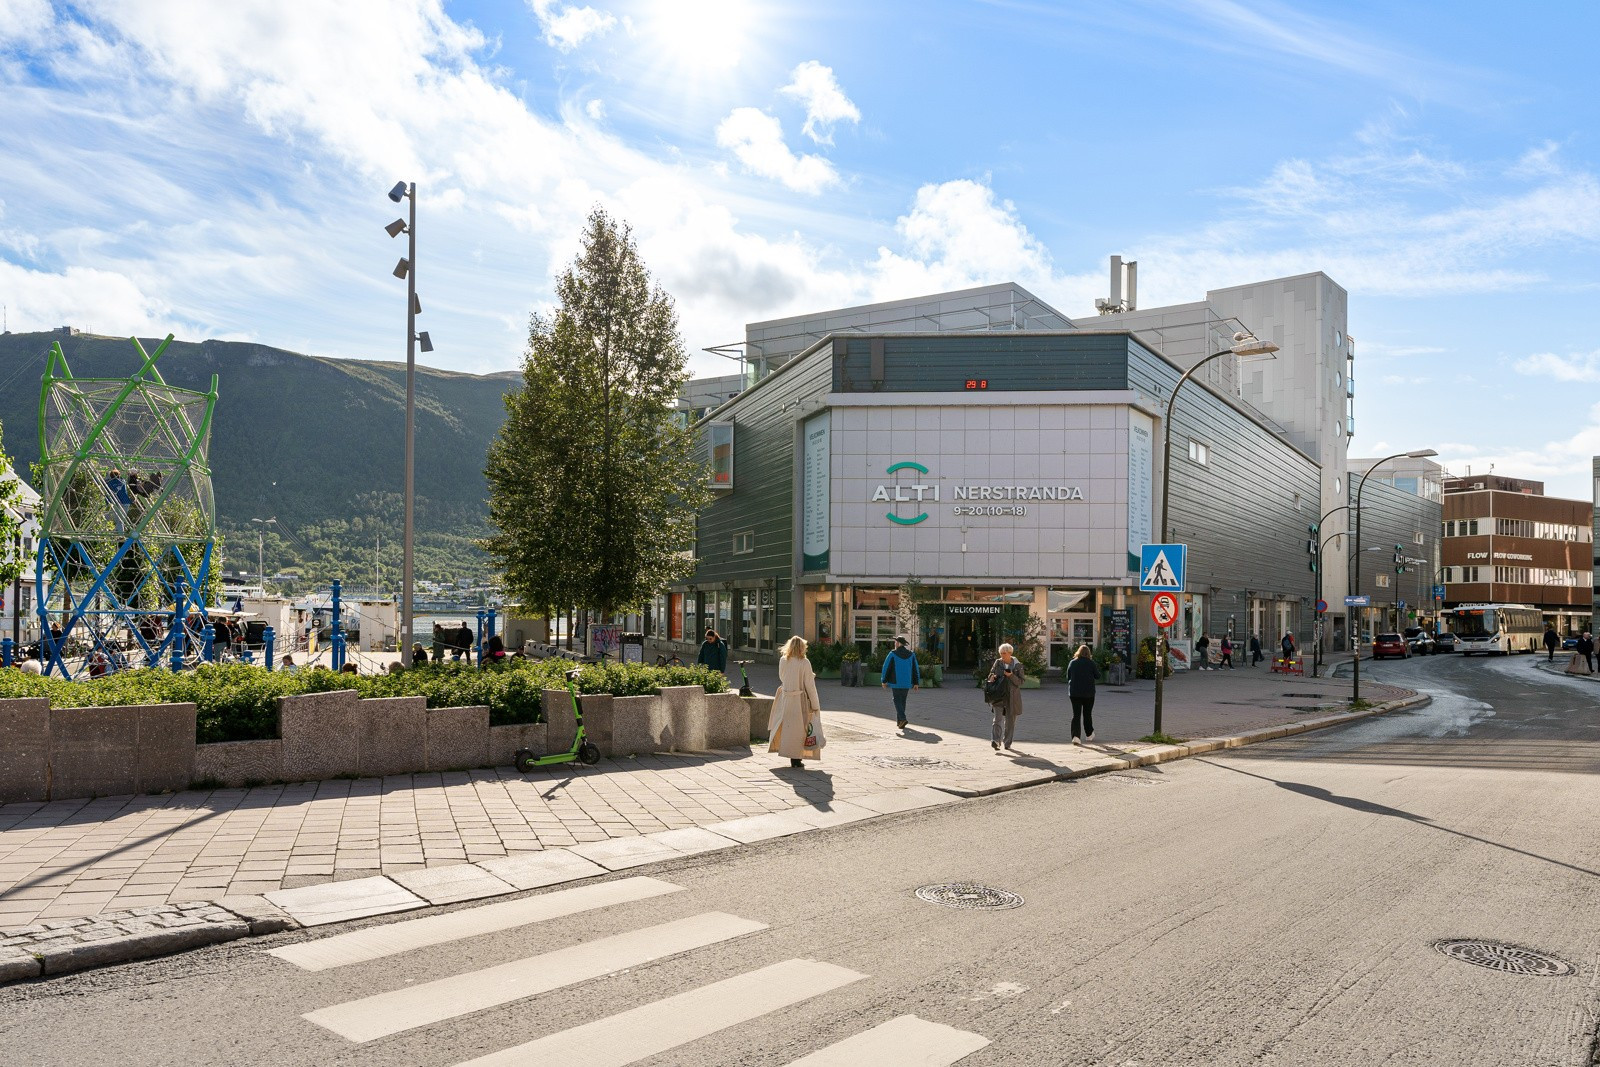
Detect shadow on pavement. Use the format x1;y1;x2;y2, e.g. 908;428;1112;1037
1200;758;1600;879
768;766;837;808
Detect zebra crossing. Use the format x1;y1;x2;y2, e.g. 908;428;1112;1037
272;875;992;1065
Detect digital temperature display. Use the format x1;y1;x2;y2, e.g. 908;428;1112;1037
964;379;988;390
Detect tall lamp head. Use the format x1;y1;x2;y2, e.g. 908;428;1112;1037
387;181;408;203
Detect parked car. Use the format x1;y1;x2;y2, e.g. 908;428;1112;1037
1563;635;1581;651
1432;632;1458;653
1372;633;1409;659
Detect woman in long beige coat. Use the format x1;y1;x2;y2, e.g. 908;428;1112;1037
769;635;824;768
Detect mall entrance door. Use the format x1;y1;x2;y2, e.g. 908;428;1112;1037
947;610;999;672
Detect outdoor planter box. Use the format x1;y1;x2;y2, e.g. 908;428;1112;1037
813;668;840;680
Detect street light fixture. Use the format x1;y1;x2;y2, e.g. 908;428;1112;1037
1153;332;1279;735
1350;448;1437;701
1310;503;1359;677
385;180;421;663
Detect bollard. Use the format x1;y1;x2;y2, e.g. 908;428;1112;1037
331;579;345;672
264;625;275;671
202;624;215;663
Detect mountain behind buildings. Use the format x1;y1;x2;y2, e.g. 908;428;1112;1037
0;329;520;591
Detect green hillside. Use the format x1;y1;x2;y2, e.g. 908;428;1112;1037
0;329;517;590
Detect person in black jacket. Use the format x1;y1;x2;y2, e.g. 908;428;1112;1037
1544;625;1560;661
1065;644;1099;744
696;629;729;673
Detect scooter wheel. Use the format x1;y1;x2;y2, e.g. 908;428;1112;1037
513;749;539;774
579;742;601;766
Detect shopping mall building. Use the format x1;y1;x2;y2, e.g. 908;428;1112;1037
644;273;1411;670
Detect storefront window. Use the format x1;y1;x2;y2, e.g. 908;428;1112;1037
717;593;732;643
737;590;757;649
853;588;899;611
759;587;775;649
685;595;699;641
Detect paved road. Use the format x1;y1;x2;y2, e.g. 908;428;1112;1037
2;652;1595;1065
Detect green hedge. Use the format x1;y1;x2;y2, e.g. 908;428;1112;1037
0;659;729;744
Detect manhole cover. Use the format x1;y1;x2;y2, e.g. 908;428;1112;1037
1433;939;1574;977
852;754;967;770
1095;774;1167;786
914;883;1024;910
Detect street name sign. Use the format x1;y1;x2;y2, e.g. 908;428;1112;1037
1345;594;1371;607
1151;592;1178;628
1139;543;1187;592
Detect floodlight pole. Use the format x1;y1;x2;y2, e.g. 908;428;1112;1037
402;182;417;663
1350;449;1436;701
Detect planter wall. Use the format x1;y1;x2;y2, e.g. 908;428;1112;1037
0;686;750;802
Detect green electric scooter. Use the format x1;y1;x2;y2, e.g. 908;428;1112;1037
513;667;601;771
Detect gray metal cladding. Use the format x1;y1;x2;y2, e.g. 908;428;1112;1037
1349;479;1441;606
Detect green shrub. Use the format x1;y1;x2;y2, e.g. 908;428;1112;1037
0;657;729;740
809;642;844;671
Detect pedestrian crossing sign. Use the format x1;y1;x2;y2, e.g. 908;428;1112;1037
1139;543;1187;591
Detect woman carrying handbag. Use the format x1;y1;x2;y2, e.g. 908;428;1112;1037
769;635;825;768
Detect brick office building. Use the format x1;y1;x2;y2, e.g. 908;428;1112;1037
1441;474;1592;635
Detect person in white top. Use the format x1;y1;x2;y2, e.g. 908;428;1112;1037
768;635;824;769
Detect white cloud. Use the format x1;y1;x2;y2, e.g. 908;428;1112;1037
529;0;617;52
0;0;52;43
585;98;605;121
714;108;840;194
1514;350;1600;383
778;61;860;145
0;258;174;335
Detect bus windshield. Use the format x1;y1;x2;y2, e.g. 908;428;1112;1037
1453;611;1495;638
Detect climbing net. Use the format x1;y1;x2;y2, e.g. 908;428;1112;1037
34;335;218;677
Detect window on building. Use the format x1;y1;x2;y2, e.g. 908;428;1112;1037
732;530;754;555
1187;440;1209;465
707;422;734;488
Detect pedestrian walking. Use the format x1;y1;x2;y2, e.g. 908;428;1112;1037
768;635;823;769
1544;624;1560;662
984;643;1026;752
1219;635;1234;669
1195;633;1210;670
1249;633;1262;667
1581;632;1595;673
696;629;729;673
1065;644;1098;744
880;634;921;730
431;623;446;662
1281;631;1296;664
453;621;473;661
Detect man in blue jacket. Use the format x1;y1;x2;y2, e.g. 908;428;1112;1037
881;634;921;731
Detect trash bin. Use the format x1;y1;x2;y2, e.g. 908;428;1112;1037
620;632;645;664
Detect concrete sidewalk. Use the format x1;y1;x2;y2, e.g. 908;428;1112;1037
0;662;1412;933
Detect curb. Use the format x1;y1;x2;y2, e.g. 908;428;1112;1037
0;694;1424;986
935;691;1430;798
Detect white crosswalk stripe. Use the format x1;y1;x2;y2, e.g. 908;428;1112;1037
303;911;767;1042
445;958;867;1067
278;878;994;1062
269;876;682;971
781;1014;991;1065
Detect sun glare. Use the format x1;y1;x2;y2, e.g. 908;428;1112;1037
641;0;757;69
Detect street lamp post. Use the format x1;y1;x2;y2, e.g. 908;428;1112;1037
1310;503;1357;677
249;517;276;596
385;182;432;662
1350;449;1437;701
1154;332;1278;735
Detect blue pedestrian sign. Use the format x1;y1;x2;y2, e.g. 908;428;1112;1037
1344;594;1371;607
1139;543;1187;592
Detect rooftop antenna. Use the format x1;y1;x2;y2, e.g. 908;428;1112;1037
1094;256;1137;315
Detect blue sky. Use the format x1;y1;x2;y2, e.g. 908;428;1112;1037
2;0;1598;496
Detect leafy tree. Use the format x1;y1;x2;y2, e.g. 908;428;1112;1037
0;424;24;588
483;208;707;618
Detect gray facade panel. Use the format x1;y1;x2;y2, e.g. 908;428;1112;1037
1348;480;1442;629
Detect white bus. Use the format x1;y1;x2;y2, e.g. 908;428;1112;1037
1446;603;1543;655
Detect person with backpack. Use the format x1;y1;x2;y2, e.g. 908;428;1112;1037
984;643;1026;752
1218;635;1234;669
1281;631;1297;665
1065;644;1099;744
880;634;921;731
1194;633;1210;670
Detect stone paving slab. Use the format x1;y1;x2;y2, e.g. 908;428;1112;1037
390;865;519;906
474;851;607;891
266;876;427;927
568;836;685;871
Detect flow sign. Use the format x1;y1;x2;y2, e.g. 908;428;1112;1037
1345;594;1371;607
1139;543;1187;592
1151;592;1178;628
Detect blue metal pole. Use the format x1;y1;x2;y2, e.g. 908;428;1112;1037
263;625;275;671
202;624;215;663
488;608;498;642
170;619;185;672
2;638;11;667
331;579;344;672
476;609;486;667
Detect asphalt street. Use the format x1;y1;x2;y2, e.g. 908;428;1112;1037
2;652;1596;1065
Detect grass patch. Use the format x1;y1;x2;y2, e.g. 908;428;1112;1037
1137;731;1186;745
1345;698;1375;711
